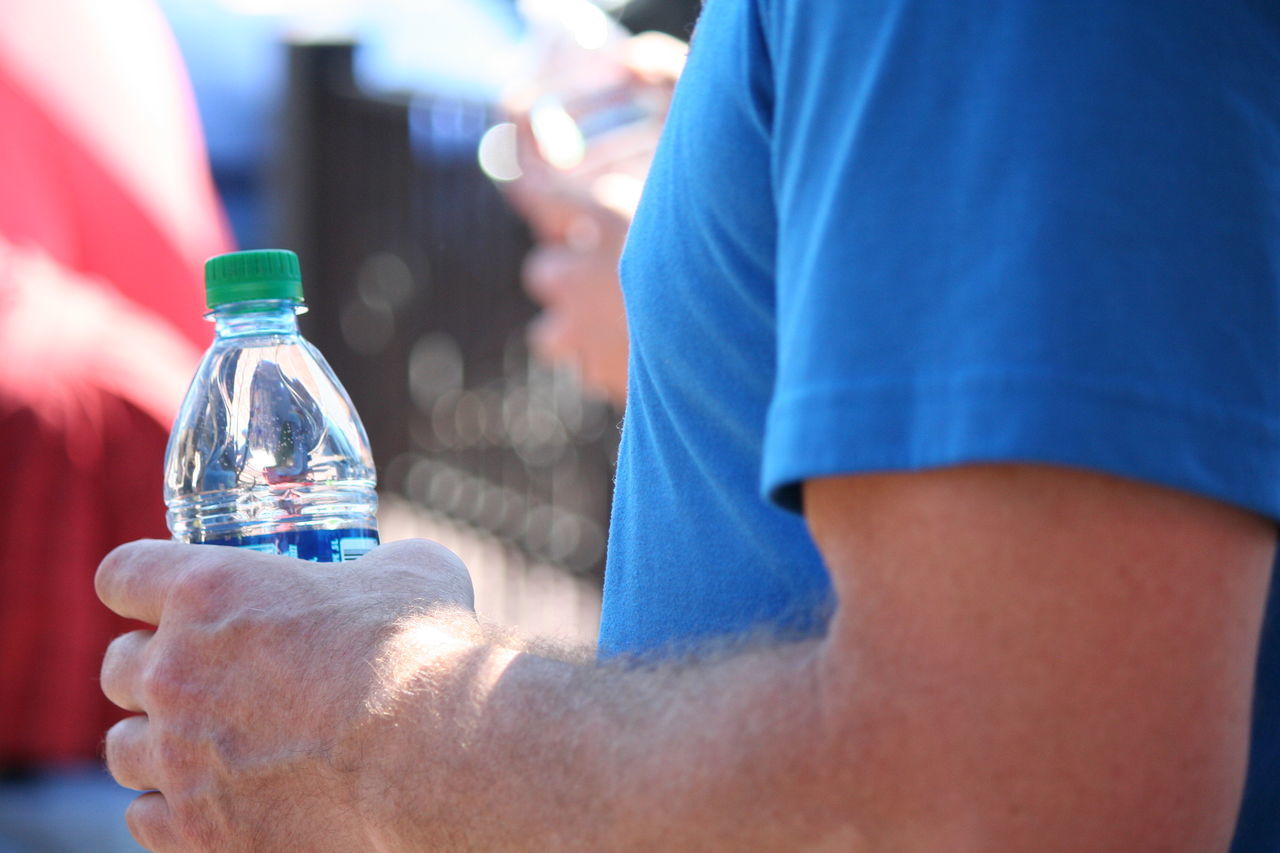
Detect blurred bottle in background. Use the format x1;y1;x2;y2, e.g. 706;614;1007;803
506;0;670;215
143;0;697;635
157;0;694;411
157;0;529;249
485;0;691;409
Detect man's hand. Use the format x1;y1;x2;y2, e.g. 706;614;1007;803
498;30;685;410
97;538;477;852
96;466;1274;852
522;201;631;408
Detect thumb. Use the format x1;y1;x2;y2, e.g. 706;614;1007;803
351;538;476;613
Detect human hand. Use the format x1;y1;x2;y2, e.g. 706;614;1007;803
97;538;477;852
498;31;685;409
522;200;631;408
503;29;685;232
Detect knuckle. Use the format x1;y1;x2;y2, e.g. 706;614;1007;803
420;537;462;564
141;649;202;710
415;541;475;607
450;571;477;610
170;553;240;616
404;538;470;577
153;726;195;777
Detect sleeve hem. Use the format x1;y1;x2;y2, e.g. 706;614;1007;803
763;370;1280;520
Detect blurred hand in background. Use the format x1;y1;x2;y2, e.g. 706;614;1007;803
502;29;686;410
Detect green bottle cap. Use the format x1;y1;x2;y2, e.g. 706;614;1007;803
204;249;304;309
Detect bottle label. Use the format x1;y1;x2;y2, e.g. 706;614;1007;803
203;528;380;562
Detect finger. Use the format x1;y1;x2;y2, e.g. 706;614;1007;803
505;180;571;242
96;539;202;625
125;791;182;852
563;213;603;253
579;343;629;405
504;166;584;242
528;313;575;365
522;247;575;302
104;715;155;792
102;629;154;712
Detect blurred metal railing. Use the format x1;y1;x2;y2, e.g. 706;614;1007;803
275;42;618;583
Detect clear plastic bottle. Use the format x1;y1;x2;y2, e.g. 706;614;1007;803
164;249;379;561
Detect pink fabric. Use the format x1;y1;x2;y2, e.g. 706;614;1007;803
0;0;229;343
0;0;231;764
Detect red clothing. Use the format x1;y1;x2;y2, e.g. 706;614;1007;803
0;0;230;765
0;403;166;764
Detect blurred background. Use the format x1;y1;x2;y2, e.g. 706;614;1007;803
0;0;694;848
160;0;699;643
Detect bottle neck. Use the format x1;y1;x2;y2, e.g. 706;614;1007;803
210;299;303;338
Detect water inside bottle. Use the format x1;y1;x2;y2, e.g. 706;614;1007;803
164;300;378;555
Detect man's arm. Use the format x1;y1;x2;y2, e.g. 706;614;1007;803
99;464;1273;851
802;464;1273;850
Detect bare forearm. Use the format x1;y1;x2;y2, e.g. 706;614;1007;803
94;478;1267;851
355;624;840;852
348;481;1266;853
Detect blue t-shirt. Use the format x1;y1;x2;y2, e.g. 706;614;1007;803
604;0;1280;847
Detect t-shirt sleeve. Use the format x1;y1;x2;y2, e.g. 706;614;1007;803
761;0;1280;517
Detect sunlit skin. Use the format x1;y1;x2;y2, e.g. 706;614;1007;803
98;464;1273;851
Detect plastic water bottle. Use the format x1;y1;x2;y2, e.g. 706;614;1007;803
507;0;668;192
164;249;379;561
